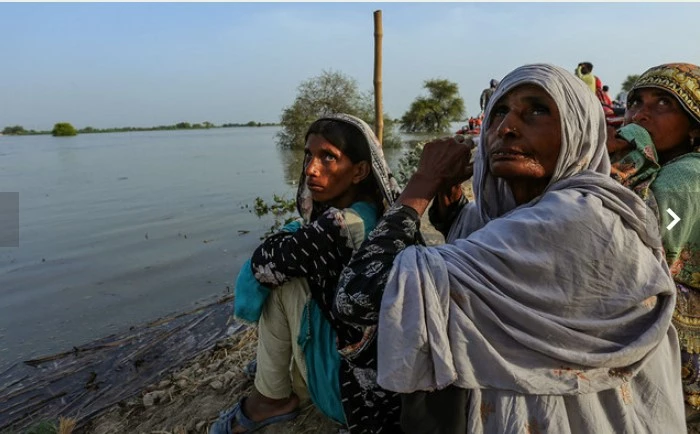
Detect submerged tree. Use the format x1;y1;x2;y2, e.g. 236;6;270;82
52;122;77;137
400;79;465;134
2;125;27;135
277;70;401;149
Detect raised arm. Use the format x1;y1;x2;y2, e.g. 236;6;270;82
334;137;473;326
333;204;422;326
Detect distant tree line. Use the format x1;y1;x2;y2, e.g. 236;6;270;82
222;121;279;128
1;125;44;135
1;120;280;137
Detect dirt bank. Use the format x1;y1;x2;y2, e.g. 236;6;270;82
84;327;339;434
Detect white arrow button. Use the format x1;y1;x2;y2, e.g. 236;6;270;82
666;208;681;230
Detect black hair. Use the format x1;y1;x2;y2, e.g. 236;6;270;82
304;118;380;202
602;85;609;92
305;119;371;164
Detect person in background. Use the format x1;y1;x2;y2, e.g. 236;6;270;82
210;114;401;433
575;61;597;93
601;85;614;107
614;91;628;108
606;62;700;432
480;79;499;113
334;63;685;433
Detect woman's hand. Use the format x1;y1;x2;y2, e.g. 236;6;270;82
606;125;632;153
416;136;475;190
397;136;474;216
437;183;465;209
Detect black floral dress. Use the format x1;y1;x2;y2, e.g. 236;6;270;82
331;204;434;433
250;206;404;433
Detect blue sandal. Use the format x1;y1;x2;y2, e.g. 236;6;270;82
209;397;300;434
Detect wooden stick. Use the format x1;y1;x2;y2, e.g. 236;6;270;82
373;10;384;146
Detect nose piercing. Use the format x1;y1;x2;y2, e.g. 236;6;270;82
499;125;517;135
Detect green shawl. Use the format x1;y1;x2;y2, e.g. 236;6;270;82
610;124;700;352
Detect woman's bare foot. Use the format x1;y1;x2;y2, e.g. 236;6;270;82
231;388;299;433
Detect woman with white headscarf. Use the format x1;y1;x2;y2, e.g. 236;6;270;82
333;64;685;433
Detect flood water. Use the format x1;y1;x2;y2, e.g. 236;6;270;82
0;127;408;369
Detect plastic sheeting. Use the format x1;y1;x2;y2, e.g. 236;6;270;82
0;295;241;432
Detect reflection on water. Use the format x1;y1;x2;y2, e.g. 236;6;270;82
277;148;305;186
0;127;416;369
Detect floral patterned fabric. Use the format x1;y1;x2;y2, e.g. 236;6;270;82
612;135;700;406
614;142;700;409
653;153;700;411
332;204;422;433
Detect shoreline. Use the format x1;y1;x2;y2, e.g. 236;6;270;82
2;188;463;434
86;214;448;434
0;124;282;138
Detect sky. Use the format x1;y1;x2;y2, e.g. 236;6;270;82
1;2;700;131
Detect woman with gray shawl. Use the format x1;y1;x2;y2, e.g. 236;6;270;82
333;64;685;433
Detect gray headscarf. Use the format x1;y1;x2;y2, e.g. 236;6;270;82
475;63;609;224
296;113;401;223
377;64;683;432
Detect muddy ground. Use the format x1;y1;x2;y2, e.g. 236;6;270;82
84;327;339;434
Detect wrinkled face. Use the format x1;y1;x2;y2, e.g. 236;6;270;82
303;134;365;207
624;88;694;153
485;84;562;181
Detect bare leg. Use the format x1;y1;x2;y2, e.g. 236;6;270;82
232;278;310;432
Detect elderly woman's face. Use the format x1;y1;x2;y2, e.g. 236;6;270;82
485;84;562;181
624;88;694;153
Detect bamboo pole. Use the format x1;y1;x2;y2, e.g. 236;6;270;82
373;10;383;146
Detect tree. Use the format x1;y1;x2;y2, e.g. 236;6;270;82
2;125;27;135
277;70;401;149
621;75;640;93
52;122;77;137
400;79;465;134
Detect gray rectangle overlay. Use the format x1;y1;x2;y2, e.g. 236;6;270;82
0;192;19;247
